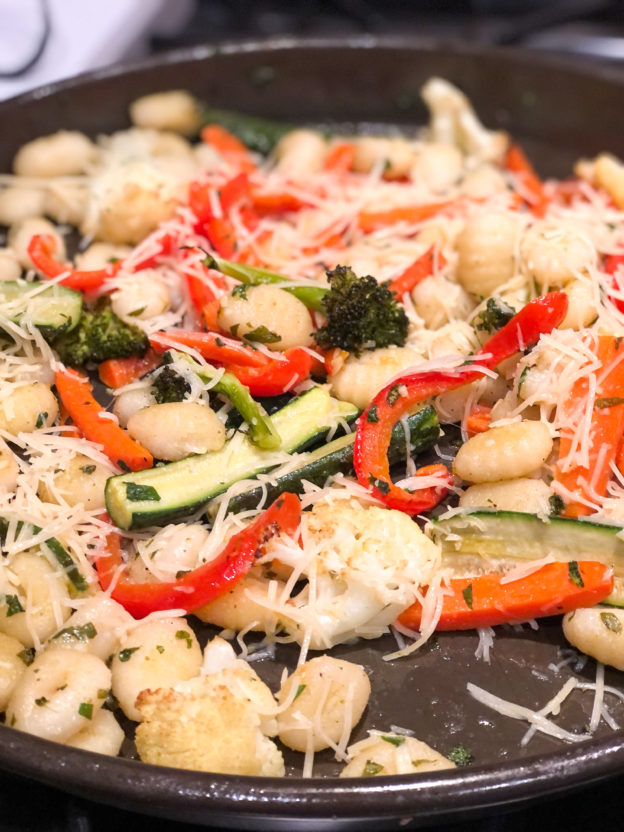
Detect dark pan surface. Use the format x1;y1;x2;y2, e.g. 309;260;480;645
2;36;624;830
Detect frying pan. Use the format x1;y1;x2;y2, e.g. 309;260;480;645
1;36;624;831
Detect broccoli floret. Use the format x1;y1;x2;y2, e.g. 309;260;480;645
151;367;191;404
314;266;409;355
51;300;148;367
447;744;474;766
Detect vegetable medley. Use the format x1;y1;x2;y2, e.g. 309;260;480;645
3;78;624;777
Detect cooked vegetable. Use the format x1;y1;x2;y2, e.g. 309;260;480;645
96;493;301;618
52;300;148;367
55;367;153;472
98;352;161;389
314;266;409;355
105;386;358;529
399;561;613;631
27;234;120;292
200;108;292;155
0;280;82;340
151;365;191;404
385;246;445;298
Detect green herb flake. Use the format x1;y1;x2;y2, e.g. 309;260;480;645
118;647;140;662
549;494;565;516
475;297;516;333
382;735;406;747
230;324;240;337
117;460;131;473
367;404;379;423
97;689;109;699
156;645;165;654
175;630;193;649
386;385;401;406
175;570;190;580
215;337;224;347
363;760;384;777
81;464;97;474
5;594;24;617
52;622;97;642
17;647;35;666
447;745;474;766
517;365;530;392
35;411;48;429
232;284;248;300
244;325;281;344
411;759;430;768
462;584;473;609
293;684;306;701
600;611;622;634
124;483;161;502
568;561;584;588
78;702;93;720
368;474;390;495
35;697;49;707
595;397;624;409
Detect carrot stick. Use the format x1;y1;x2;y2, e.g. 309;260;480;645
98;351;161;389
386;246;446;297
250;191;310;215
505;144;548;216
201;125;256;173
555;335;624;517
149;330;271;368
398;561;613;631
358;201;452;233
55;367;153;471
465;404;492;437
323;142;355;173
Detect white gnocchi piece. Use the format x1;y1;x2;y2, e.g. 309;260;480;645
129;90;201;136
0;248;21;281
38;453;111;511
110;271;170;321
13;131;97;178
7;217;66;270
111;618;203;721
559;279;598;330
127;402;226;461
0;438;19;493
134;523;210;582
0;382;58;436
75;242;131;271
329;346;422;410
352;136;416;179
276;656;371;752
459;477;553;514
519;220;597;289
563;607;624;670
456;211;520;297
6;647;110;742
340;731;455;777
0;632;28;711
217;284;314;351
50;593;133;661
0;186;46;226
460;164;509;199
0;551;72;647
592;153;624;209
194;574;283;635
453;420;553;484
274;129;328;176
43;183;89;226
410;143;463;192
92;181;178;246
113;384;156;428
411;273;475;329
64;708;125;756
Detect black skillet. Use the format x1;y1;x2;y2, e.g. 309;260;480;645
1;37;624;831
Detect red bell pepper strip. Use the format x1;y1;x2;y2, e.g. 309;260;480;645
323;142;355;173
28;235;120;292
96;493;301;619
605;254;624;315
465;404;493;437
149;330;271;368
353;291;569;514
55;367;153;471
358;202;453;234
505;144;548;217
131;230;176;271
203;215;238;259
387;246;446;297
225;347;315;397
398;561;613;631
555;335;624;518
250;190;311;215
98;350;161;389
220;171;251;213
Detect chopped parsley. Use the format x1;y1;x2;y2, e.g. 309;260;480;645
381;735;405;747
447;744;474;766
367;404;379;423
78;702;93;720
243;325;281;344
52;622;97;642
549;494;565;516
35;697;49;707
232;284;248;299
81;464;97;475
363;760;384;777
568;561;584;588
386;385;401;406
118;647;140;662
595;397;624;409
475;297;515;333
5;594;24;617
600;611;622;634
35;411;48;429
17;647;35;666
462;584;473;609
368;474;390;495
175;630;193;649
124;483;161;502
293;684;306;701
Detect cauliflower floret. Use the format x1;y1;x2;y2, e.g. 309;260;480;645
340;731;456;777
278;499;441;649
135;683;284;776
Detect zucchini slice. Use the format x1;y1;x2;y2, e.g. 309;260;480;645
218;404;439;515
432;509;624;577
105;386;358;530
0;280;82;339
